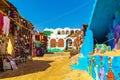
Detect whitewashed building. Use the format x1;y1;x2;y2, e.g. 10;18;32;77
44;28;81;52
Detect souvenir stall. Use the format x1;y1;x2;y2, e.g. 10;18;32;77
32;31;36;57
38;32;46;56
40;34;48;56
0;9;12;71
35;32;41;56
0;0;34;71
42;35;48;53
32;32;47;57
0;12;17;71
13;21;33;62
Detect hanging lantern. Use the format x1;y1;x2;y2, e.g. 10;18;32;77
20;38;24;41
30;31;34;35
23;35;25;37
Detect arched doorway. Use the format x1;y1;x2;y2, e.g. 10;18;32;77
66;30;69;34
57;30;61;35
58;39;64;47
70;30;74;34
66;39;72;50
62;30;65;35
50;39;56;47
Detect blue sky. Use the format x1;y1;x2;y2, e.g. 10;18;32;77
9;0;95;31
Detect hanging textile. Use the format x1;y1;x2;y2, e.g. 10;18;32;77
7;39;13;55
17;26;20;30
13;11;17;18
0;39;6;54
39;34;43;42
3;16;10;36
35;35;39;41
32;35;35;42
0;13;4;35
10;23;16;36
8;9;14;18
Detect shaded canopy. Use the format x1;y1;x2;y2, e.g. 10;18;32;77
89;0;120;43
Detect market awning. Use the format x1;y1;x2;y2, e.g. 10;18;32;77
44;31;51;36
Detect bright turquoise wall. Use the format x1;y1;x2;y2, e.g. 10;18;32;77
89;0;120;43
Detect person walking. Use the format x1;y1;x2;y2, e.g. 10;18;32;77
35;40;42;56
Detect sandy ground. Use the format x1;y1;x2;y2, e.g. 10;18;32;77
0;52;93;80
90;50;120;56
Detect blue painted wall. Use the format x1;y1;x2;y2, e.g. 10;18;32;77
89;0;120;43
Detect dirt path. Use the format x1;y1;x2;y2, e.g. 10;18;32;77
0;53;93;80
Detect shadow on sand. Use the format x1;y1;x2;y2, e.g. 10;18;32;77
0;60;53;79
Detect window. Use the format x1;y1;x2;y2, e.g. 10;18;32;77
70;30;74;34
66;30;69;34
58;30;61;35
50;39;56;47
58;39;64;47
75;30;79;34
62;30;65;35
